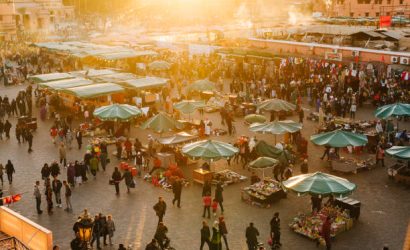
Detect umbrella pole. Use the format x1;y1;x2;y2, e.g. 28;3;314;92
275;135;277;144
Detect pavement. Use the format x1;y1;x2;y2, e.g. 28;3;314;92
0;83;409;250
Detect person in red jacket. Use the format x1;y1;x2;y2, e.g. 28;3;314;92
321;216;332;250
202;192;211;219
124;138;132;160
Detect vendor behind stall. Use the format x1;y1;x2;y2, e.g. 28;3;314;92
201;162;210;171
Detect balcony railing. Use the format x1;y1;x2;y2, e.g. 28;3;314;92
0;237;30;250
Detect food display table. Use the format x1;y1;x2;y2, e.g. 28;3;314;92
212;170;247;185
289;206;354;245
241;178;286;208
192;169;213;184
330;158;375;174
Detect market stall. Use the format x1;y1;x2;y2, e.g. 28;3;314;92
386;146;410;185
241;178;286;208
60;83;125;106
212;169;247;185
283;172;358;246
329;157;375;174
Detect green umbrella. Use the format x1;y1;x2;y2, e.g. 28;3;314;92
93;104;142;121
249;156;279;179
148;60;171;71
310;130;368;148
174;100;206;115
182;139;239;161
140;112;183;134
188;78;216;92
386;146;410;160
282;172;357;197
250;120;302;143
257;98;296;112
374;103;410;119
254;140;294;165
245;114;267;124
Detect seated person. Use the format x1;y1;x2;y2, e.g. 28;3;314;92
201;162;210;171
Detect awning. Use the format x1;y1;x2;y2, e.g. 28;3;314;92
29;73;75;83
38;78;93;90
62;83;124;99
93;73;137;83
69;69;118;78
123;76;168;90
96;50;158;60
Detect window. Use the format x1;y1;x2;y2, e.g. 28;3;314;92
376;12;380;16
386;12;391;15
365;12;370;16
0;16;3;22
350;12;354;17
374;0;382;3
400;0;404;4
387;0;391;4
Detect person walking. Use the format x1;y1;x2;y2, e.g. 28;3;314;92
122;168;133;193
153;196;167;224
67;163;75;187
5;160;15;184
75;129;82;149
111;167;122;195
52;177;63;208
210;221;222;250
90;155;99;178
74;161;82;186
376;145;385;167
63;180;72;212
26;130;33;153
0;163;4;186
33;181;42;214
91;214;102;250
270;212;281;247
50;161;60;178
300;159;309;174
245;222;259;250
172;178;182;208
106;215;116;246
41;163;51;181
45;183;53;215
4;120;11;139
215;182;224;213
202;180;212;197
202;192;212;219
59;143;67;167
200;220;211;250
219;216;229;250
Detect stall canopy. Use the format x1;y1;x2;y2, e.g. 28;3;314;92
374;103;410;119
310;130;368;148
282;172;357;197
93;104;141;121
157;132;198;145
386;146;410;160
140;112;183;133
93;73;137;83
257;98;296;112
38;78;93;90
187;78;216;92
250;120;302;135
174;100;206;114
29;72;75;83
254;140;293;164
182;139;239;161
148;60;171;71
62;83;124;99
69;69;118;78
245;114;267;124
122;77;169;90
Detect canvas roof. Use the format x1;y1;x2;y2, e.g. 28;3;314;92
123;76;168;90
62;83;124;98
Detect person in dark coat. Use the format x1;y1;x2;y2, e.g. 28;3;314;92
26;130;33;152
153;196;167;224
214;182;224;213
67;163;76;187
202;180;212;197
245;222;259;250
5;160;15;184
219;216;229;250
111;167;122;195
70;233;83;250
200;220;211;250
172;178;182;208
75;130;82;149
270;212;281;247
154;222;169;249
321;216;332;250
122;168;133;193
145;239;160;250
4;120;11;139
50;161;60;178
91;214;102;250
41;163;51;181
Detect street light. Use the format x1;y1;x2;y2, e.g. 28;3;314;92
77;216;94;249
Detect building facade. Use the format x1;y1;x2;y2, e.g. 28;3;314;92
0;0;74;40
330;0;410;18
0;0;17;41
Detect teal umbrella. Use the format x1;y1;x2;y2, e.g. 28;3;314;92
282;172;357;197
245;114;267;124
254;140;294;165
249;157;279;179
182;139;239;161
250;120;302;143
188;78;216;92
250;120;302;135
257;98;296;112
93;104;142;121
374;103;410;119
140;112;183;134
148;60;171;71
174;100;206;115
310;130;368;148
386;146;410;160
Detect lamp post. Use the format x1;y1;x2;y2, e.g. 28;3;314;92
77;216;94;250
